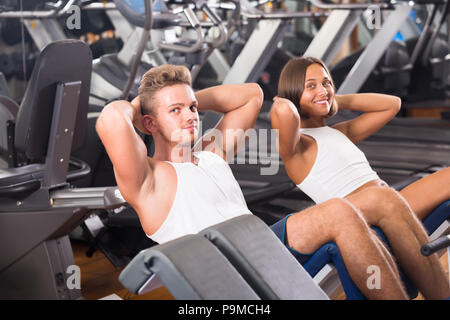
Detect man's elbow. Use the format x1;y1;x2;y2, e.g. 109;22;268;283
248;82;264;111
95;104;113;137
95;111;107;138
95;101;126;136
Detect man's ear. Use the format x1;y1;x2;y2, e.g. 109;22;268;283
142;115;158;135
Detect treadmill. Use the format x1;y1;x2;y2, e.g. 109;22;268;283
328;0;450;146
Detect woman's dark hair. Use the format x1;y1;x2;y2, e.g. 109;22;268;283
277;56;338;119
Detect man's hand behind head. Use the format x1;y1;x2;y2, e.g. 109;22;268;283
130;96;152;135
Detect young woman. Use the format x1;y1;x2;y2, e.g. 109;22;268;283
270;56;450;299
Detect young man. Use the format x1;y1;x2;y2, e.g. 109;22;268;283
97;64;412;299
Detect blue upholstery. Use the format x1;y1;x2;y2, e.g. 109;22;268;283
423;200;450;234
303;241;366;300
300;200;449;300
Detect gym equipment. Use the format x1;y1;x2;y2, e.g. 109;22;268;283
0;73;17;168
89;0;230;107
330;2;450;115
330;1;450;133
119;214;328;300
407;1;450;103
119;233;261;299
421;235;450;256
332;41;413;101
0;39;126;299
89;0;157;105
199;214;329;299
0;72;10;97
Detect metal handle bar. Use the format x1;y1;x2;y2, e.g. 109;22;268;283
308;0;392;10
120;0;152;100
200;4;228;48
240;0;329;19
421;235;450;256
0;0;77;19
159;6;205;53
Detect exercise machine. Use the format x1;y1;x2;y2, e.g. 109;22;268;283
0;39;125;299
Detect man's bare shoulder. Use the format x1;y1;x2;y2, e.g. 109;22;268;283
144;157;177;194
130;157;178;235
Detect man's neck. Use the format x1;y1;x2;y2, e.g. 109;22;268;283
152;140;195;163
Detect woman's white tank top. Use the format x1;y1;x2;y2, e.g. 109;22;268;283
297;126;380;204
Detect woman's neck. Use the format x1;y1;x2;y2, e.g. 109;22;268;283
301;117;326;128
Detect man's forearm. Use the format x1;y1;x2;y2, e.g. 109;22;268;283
101;101;136;126
99;98;150;135
195;83;263;114
97;100;140;139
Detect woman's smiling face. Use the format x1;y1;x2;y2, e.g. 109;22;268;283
299;63;335;118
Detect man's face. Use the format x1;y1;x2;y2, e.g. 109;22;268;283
146;84;200;146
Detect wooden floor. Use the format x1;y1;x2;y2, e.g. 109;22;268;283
72;240;174;300
73;239;449;300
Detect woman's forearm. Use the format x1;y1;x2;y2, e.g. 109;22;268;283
270;98;301;157
336;93;401;113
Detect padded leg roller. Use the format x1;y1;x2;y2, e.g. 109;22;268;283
199;215;329;300
119;234;259;300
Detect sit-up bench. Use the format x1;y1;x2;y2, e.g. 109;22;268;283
199;215;328;300
119;234;260;299
119;215;328;300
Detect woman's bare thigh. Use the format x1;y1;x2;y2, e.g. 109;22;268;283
399;167;450;220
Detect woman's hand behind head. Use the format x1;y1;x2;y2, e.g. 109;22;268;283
271;96;301;122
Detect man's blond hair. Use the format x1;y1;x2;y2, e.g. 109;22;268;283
138;64;192;115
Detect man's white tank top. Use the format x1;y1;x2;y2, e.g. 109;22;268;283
297;126;380;204
147;151;252;244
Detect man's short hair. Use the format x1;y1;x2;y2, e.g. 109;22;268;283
138;64;192;115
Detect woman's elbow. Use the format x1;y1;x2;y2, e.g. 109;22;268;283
392;96;402;113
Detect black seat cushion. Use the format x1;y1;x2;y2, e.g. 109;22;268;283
14;40;92;162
